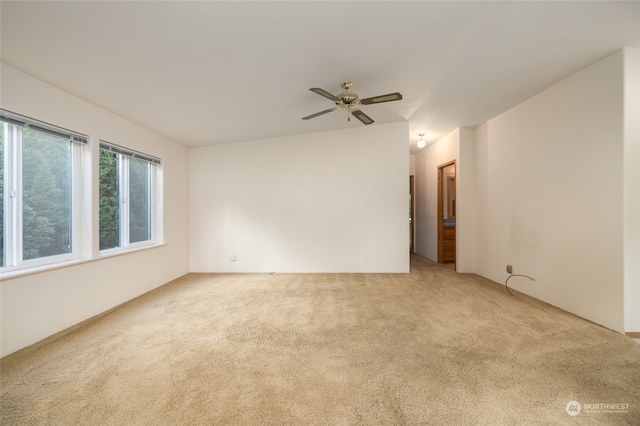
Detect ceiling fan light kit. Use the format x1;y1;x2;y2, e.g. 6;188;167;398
303;81;402;125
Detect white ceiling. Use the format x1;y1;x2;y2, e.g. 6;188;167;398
1;1;639;151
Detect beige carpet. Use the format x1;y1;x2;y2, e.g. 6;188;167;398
2;256;639;425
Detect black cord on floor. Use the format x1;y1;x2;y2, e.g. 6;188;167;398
505;274;536;296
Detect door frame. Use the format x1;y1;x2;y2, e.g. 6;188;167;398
410;175;415;254
437;160;456;264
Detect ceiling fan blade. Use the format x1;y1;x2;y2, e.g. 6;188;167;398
351;109;374;125
310;88;340;102
360;92;403;105
302;108;337;120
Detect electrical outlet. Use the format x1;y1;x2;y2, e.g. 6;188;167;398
506;265;513;274
230;254;237;262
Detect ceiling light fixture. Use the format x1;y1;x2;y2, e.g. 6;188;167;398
417;133;426;148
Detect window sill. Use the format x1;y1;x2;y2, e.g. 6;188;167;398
98;242;164;260
0;243;166;281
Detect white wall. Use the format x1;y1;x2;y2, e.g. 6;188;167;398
457;128;475;273
474;50;626;332
623;48;640;333
0;64;190;356
190;122;410;273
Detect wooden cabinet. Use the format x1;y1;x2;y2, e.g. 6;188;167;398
443;226;455;263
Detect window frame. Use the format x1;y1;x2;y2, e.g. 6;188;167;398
98;141;160;255
0;110;164;278
1;110;86;273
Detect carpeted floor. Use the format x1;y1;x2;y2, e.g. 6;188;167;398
1;255;639;425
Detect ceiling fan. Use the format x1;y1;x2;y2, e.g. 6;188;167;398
302;81;402;125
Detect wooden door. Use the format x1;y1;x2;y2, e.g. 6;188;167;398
410;175;415;253
437;161;456;265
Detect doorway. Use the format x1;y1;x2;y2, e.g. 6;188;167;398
410;176;415;253
437;161;456;265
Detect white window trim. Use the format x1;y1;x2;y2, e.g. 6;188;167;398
0;111;164;279
1;120;84;274
98;141;161;255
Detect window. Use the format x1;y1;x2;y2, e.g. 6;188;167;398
99;141;159;252
1;110;86;270
0;111;162;276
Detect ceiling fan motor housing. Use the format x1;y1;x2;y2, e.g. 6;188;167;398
337;93;360;109
337;81;360;110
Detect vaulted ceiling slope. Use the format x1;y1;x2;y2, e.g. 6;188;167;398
1;1;639;149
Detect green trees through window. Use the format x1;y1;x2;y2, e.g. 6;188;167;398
99;145;152;251
129;158;151;244
1;123;73;267
22;129;72;260
99;150;120;250
1;111;159;271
